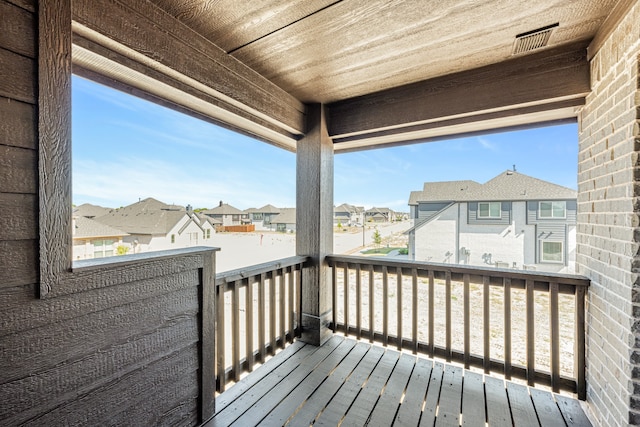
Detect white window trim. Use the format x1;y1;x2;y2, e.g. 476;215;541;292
540;240;564;263
478;202;501;219
538;201;567;219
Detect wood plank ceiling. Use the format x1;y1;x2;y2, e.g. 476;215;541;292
73;0;621;151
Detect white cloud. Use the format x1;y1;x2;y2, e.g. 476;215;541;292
477;136;498;151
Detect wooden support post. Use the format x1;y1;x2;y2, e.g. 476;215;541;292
297;103;334;346
200;250;216;421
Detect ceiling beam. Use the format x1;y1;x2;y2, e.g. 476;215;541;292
328;40;590;147
72;0;306;144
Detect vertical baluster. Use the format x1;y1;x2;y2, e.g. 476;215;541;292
428;270;435;358
483;276;490;374
288;265;294;342
504;277;512;380
445;270;452;362
258;273;266;362
232;281;241;382
463;273;470;369
279;268;286;348
397;267;403;351
246;278;254;373
296;263;302;336
356;264;362;339
343;265;349;336
369;265;374;342
550;281;560;393
269;273;276;355
412;269;418;354
383;266;389;346
575;285;586;400
332;263;338;332
216;284;226;392
526;279;535;386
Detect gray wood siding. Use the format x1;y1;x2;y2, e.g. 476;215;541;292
467;202;511;225
418;202;451;221
0;2;207;425
527;200;577;224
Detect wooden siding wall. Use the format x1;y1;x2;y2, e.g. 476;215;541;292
0;1;206;425
417;202;451;221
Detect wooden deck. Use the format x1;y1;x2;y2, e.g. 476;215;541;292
204;336;592;426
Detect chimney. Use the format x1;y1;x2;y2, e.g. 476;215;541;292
219;200;223;207
186;204;192;213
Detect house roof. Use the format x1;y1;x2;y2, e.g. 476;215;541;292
202;203;244;215
194;213;222;225
256;204;281;214
366;207;394;215
410;171;577;204
271;208;296;224
73;216;129;239
73;203;112;218
335;203;364;214
94;197;189;235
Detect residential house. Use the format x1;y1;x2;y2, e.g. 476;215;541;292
94;197;212;253
72;216;129;260
201;202;246;226
5;0;638;425
270;208;296;232
365;207;394;223
334;203;364;226
191;212;220;241
245;204;281;230
407;171;577;273
73;202;111;218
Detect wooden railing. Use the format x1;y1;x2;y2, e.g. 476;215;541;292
326;255;590;399
214;256;308;391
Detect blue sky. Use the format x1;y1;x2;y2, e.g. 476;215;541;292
72;76;578;212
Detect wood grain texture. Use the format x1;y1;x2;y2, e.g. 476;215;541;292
1;316;198;425
461;371;485;427
0;269;199;337
0;145;37;194
25;344;199;426
4;0;35;13
328;41;590;138
201;251;216;421
0;239;37;287
38;0;72;297
0;97;36;149
0;1;35;57
0;47;35;103
0;193;37;240
72;0;304;134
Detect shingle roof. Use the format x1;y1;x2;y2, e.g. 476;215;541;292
271;208;296;224
335;203;363;214
409;171;576;204
201;203;244;215
73;216;129;239
94;197;188;234
256;204;281;214
73;203;112;218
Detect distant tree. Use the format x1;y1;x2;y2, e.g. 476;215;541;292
116;245;130;255
372;229;382;247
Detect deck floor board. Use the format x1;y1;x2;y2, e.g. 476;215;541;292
206;338;591;427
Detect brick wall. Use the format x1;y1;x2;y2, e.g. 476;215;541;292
578;2;640;425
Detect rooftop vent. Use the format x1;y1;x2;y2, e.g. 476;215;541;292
512;23;558;55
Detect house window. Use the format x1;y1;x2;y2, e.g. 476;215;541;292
478;202;501;218
93;239;114;258
253;213;263;220
539;201;566;218
541;241;563;263
206;229;211;239
171;234;175;243
232;215;240;222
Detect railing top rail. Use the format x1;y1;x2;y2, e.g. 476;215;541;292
326;254;590;287
216;255;309;286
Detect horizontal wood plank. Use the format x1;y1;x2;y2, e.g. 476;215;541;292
0;47;36;103
328;41;589;138
394;357;432;426
0;269;199;337
368;352;415;427
0;97;36;149
24;343;198;426
72;0;305;135
0;286;199;383
1;316;198;425
0;239;37;287
0;193;37;241
0;1;35;57
0;145;37;194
